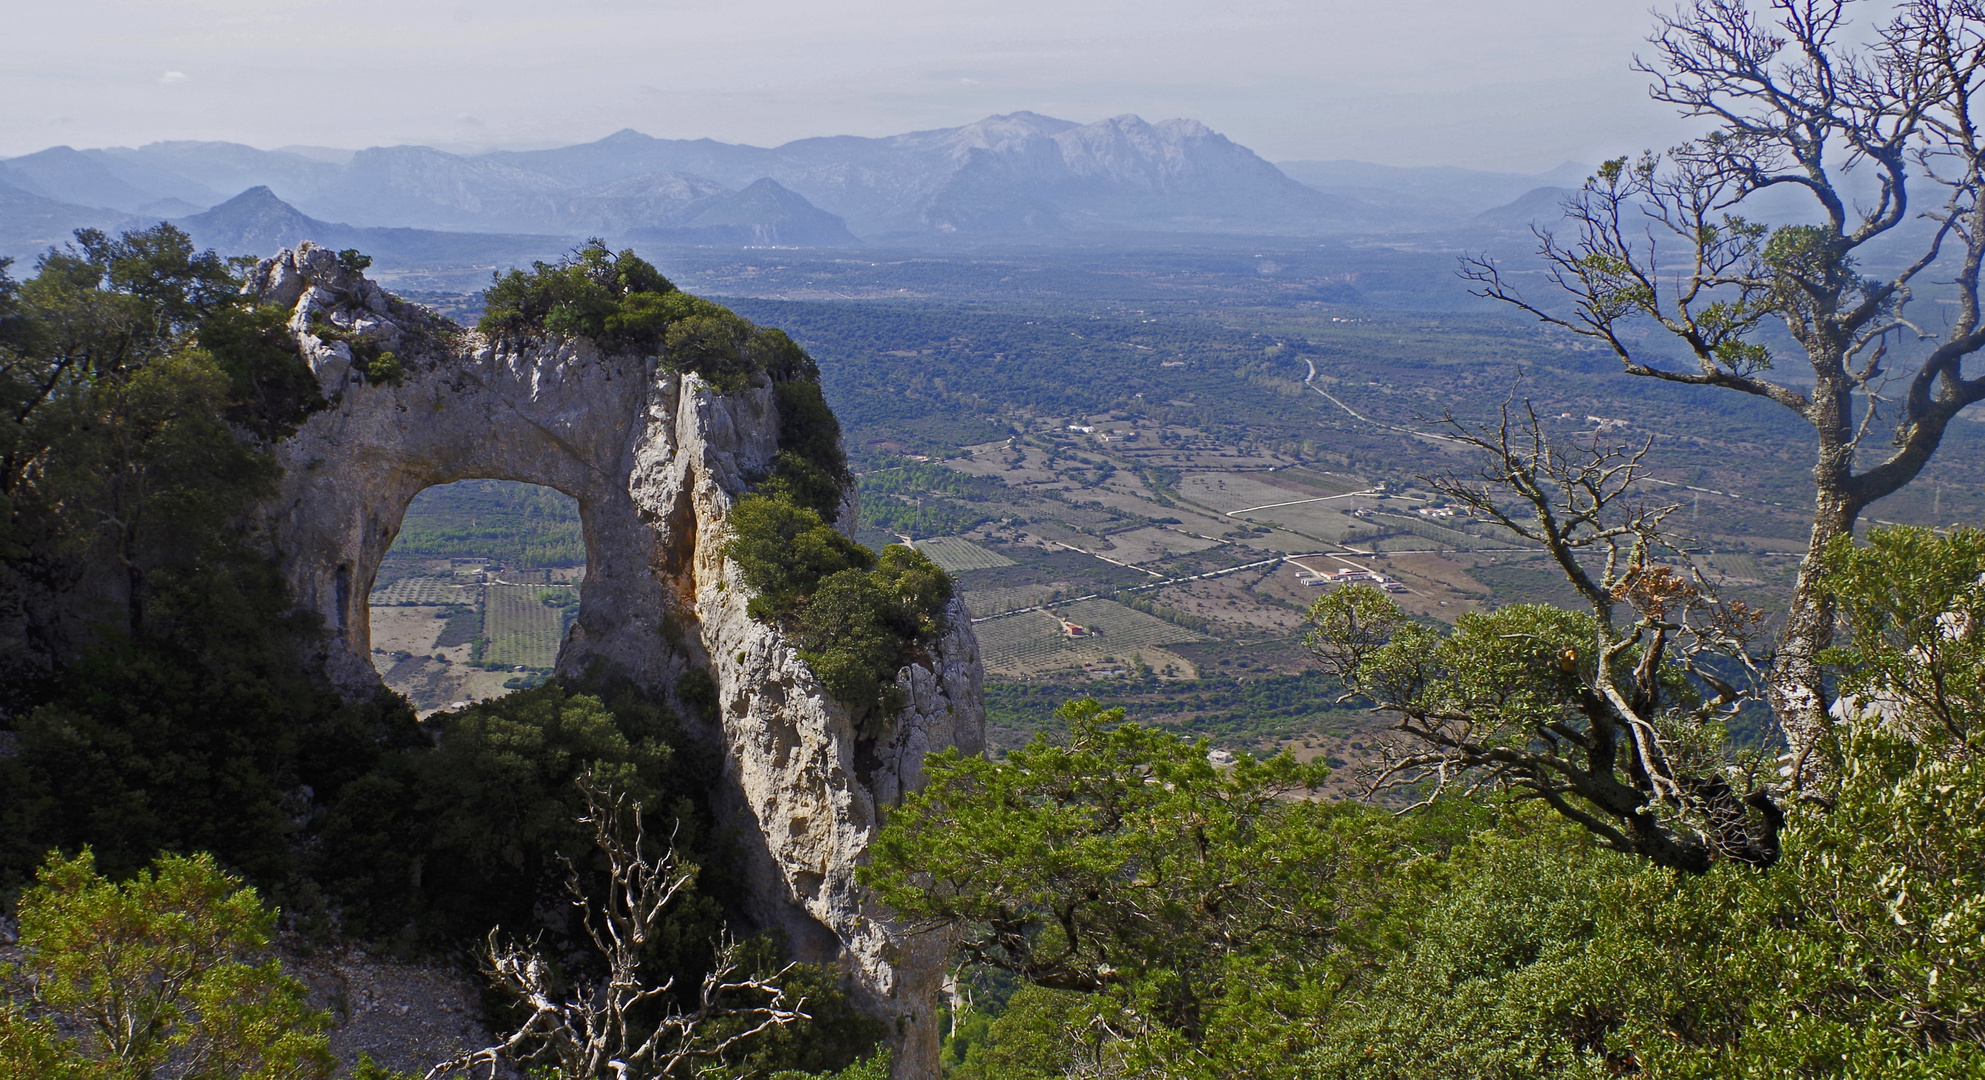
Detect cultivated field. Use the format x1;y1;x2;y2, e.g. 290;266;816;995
369;605;452;657
913;535;1015;573
974;598;1206;677
375;655;515;715
962;585;1055;618
371;576;475;605
483;585;568;669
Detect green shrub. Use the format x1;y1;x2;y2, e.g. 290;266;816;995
481;240;678;353
314;680;723;949
675;665;718;717
766;379;851;518
724;484;952;721
2;849;335;1079
726;493;875;619
477;241;822;393
664;310;761;393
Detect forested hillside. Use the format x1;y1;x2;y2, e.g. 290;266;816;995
6;2;1985;1076
0;234;893;1080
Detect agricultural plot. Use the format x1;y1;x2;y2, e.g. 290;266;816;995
913;535;1015;573
1056;599;1209;646
1102;526;1219;565
1700;552;1766;584
1176;473;1335;514
368;605;450;658
1351;515;1496;551
974;599;1207;677
963;586;1056;618
483;585;567;669
1238;501;1363;542
371;576;474;605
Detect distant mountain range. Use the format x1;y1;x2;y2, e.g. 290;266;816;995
172;187;572;267
0;113;1593;264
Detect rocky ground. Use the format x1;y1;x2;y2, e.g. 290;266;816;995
286;945;507;1077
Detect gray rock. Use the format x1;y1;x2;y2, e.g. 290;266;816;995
249;244;983;1078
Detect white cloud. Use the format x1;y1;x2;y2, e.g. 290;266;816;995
159;71;187;84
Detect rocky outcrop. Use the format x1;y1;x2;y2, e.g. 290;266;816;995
247;243;983;1078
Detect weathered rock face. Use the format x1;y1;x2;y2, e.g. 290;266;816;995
248;244;983;1078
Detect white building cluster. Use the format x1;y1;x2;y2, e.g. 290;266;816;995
1297;565;1409;593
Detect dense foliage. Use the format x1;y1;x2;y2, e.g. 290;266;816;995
866;699;1335;1043
388;479;585;567
876;525;1985;1078
316;680;719;948
0;229;883;1077
0;225;426;904
480;240;679;353
0;849;334;1080
480;241;818;393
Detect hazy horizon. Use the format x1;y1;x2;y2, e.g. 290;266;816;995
4;115;1598;181
11;0;1699;173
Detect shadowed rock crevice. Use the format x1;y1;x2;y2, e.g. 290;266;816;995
248;243;983;1078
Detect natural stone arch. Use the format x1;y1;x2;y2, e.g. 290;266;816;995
248;245;982;1078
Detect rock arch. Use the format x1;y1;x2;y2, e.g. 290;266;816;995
249;246;981;1077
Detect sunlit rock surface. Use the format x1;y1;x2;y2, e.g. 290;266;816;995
248;243;983;1078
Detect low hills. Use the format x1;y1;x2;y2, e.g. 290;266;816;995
173;186;570;266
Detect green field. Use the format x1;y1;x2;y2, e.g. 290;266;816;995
962;586;1056;617
395;479;585;566
975;598;1207;677
371;576;475;605
912;535;1015;573
482;585;570;669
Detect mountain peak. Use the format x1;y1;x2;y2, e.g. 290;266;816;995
178;186;355;257
627;174;858;247
223;184;287;206
1155;117;1215;139
5;145;85;163
598;128;656;145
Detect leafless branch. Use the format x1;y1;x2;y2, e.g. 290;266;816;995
426;775;807;1080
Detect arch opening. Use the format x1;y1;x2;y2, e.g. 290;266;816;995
367;479;586;714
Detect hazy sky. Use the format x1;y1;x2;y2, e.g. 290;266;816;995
8;0;1695;172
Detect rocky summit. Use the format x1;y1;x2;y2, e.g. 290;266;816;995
248;243;985;1078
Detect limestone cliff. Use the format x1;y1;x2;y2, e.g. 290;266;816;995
246;243;983;1078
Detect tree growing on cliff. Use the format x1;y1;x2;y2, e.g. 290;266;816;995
0;849;334;1080
1463;0;1985;787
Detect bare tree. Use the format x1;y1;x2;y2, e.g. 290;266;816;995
1307;406;1783;872
428;778;807;1080
1463;0;1985;788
